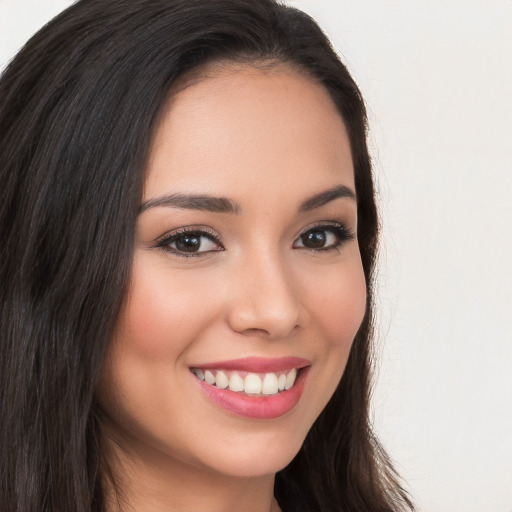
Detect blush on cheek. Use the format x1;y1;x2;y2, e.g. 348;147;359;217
114;260;217;359
115;257;179;354
111;290;174;360
321;272;367;345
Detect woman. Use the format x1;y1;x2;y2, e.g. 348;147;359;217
0;1;414;511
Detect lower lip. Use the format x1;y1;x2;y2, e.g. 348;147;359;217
195;368;309;419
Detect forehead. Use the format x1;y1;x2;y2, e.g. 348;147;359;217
144;63;354;202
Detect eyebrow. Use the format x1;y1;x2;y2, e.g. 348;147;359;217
139;184;356;215
298;184;356;212
139;193;240;214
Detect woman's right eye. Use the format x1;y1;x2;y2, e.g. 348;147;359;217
155;229;223;257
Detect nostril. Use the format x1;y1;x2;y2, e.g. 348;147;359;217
241;327;272;337
234;323;300;340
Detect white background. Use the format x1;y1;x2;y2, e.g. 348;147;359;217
1;1;511;511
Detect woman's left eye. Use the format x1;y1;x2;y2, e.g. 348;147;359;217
155;230;223;256
293;223;353;251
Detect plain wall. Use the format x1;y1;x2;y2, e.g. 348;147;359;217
1;1;511;511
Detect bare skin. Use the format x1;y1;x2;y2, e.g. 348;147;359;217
99;63;366;512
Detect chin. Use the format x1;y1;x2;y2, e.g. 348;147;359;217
195;433;305;478
150;411;312;479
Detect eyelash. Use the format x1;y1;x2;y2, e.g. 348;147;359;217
154;227;223;258
154;222;354;258
293;222;354;252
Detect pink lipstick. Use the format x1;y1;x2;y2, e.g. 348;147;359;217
190;357;310;419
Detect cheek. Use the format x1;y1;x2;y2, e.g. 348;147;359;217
294;250;367;423
97;256;218;449
115;257;214;359
304;253;367;348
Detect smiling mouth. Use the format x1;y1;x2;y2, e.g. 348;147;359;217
191;368;299;396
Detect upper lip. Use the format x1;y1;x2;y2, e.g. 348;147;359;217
190;356;310;373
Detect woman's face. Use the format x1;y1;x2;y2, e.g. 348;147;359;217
99;64;367;479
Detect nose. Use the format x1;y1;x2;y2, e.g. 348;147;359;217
225;253;306;340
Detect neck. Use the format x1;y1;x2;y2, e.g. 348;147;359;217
102;433;280;512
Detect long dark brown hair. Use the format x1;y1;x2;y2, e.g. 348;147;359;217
0;1;414;510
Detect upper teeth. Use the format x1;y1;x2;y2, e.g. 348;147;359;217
192;368;298;396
